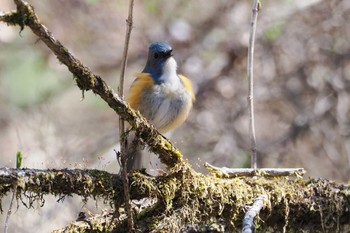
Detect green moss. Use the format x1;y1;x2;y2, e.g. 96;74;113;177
90;74;95;87
108;86;114;95
60;46;69;55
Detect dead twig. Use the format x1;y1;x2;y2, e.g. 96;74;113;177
4;185;16;233
242;195;269;233
118;0;135;231
3;151;22;233
205;163;305;177
247;0;260;169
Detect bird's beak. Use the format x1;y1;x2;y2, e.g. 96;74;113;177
166;50;173;58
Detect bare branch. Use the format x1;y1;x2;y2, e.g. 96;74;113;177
119;0;134;97
247;0;260;169
118;0;135;231
242;195;269;233
205;163;305;178
3;186;16;233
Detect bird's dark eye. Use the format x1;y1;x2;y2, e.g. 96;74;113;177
154;53;159;59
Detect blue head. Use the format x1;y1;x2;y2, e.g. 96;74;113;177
143;42;174;84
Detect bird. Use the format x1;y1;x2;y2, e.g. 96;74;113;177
125;42;195;171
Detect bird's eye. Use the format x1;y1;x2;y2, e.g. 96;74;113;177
154;53;159;59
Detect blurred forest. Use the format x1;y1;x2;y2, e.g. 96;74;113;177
0;0;349;232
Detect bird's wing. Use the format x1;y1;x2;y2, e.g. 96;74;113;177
127;73;154;109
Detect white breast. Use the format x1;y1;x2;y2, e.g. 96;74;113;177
159;57;181;90
149;57;192;133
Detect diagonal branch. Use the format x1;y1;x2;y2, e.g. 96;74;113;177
0;0;184;170
242;195;269;233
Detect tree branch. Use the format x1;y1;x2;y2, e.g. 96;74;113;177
0;0;184;170
242;195;269;233
118;0;135;231
1;167;349;232
0;168;158;209
205;163;305;178
247;0;260;169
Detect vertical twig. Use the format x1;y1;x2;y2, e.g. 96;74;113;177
247;0;260;169
4;187;16;233
4;151;22;233
119;0;135;231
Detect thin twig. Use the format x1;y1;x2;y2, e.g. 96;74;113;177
4;186;16;233
205;163;305;178
247;0;260;169
4;151;22;233
242;195;269;233
118;0;135;231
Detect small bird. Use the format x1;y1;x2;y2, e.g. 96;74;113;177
126;42;195;171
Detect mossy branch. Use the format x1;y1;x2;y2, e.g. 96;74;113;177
0;167;163;223
0;0;184;170
1;167;349;232
0;168;152;206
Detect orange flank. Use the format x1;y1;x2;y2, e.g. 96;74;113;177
179;74;195;102
127;73;154;109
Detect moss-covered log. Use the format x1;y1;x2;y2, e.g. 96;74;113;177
1;167;349;232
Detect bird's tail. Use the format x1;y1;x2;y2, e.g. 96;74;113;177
124;131;163;175
125;131;143;172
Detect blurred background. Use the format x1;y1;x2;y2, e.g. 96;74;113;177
0;0;349;231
